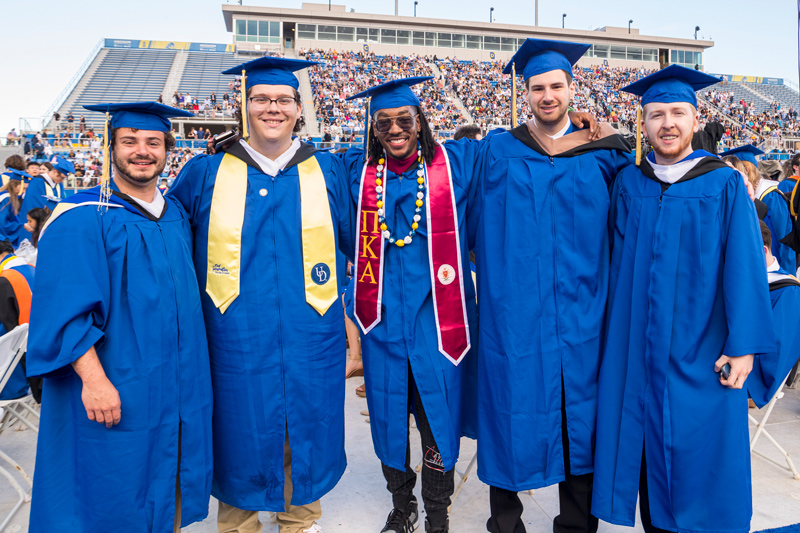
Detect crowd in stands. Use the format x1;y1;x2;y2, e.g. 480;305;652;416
167;86;240;119
303;48;465;135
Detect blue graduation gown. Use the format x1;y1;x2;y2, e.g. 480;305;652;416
777;176;797;196
474;125;633;490
747;267;800;407
168;142;354;511
340;142;479;472
0;195;24;246
27;187;213;532
759;181;796;270
18;176;66;240
592;158;776;533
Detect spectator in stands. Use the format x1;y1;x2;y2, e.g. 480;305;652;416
169;56;349;533
28;101;211;532
66;111;74;131
172;91;179;107
210;92;217;106
6;128;19;145
79;115;86;134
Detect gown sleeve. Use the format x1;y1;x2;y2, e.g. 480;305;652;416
27;208;110;378
721;173;776;358
166;154;210;228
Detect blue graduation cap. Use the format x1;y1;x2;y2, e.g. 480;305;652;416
503;38;590;81
719;144;765;166
346;76;433;114
83;102;194;133
620;65;720;108
4;168;32;182
50;155;75;176
222;56;318;91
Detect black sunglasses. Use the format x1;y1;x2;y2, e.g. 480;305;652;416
373;114;418;133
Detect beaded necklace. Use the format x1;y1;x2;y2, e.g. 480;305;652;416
375;144;426;248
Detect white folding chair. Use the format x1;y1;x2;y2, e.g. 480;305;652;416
0;324;34;530
749;376;800;480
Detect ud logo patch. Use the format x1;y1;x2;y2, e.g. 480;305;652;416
437;264;456;285
311;263;331;285
212;264;230;275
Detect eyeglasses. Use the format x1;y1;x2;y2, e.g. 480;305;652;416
373;114;418;133
247;96;298;109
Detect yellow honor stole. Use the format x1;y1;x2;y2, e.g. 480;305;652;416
206;152;338;315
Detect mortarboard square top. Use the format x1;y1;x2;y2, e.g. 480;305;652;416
621;65;720;108
346;76;433;114
503;38;590;82
5;168;32;182
83;102;194;133
50;155;75;176
719;144;765;166
222;57;318;91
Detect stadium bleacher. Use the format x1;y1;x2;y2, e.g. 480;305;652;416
58;48;177;132
176;52;242;104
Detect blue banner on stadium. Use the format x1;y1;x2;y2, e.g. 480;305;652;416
104;39;234;53
709;73;784;86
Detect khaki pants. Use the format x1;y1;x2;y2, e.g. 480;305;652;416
218;435;322;533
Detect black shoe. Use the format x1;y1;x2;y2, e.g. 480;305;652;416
381;500;419;533
425;517;449;533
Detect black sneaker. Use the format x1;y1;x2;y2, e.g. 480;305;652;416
380;499;419;533
425;517;449;533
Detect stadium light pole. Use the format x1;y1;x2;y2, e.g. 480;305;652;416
628;20;633;33
395;0;399;16
562;13;566;28
414;1;418;16
535;0;538;26
694;26;700;39
490;7;494;22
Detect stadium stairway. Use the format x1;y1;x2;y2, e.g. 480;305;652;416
0;145;23;171
46;48;109;131
697;93;760;139
284;48;320;137
162;50;189;103
428;60;474;124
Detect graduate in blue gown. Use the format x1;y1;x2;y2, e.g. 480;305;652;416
0;240;35;401
341;77;480;533
168;57;354;533
18;155;71;241
592;66;776;533
0;170;27;246
747;220;800;407
777;153;800;196
722;145;797;271
27;102;213;532
474;38;633;533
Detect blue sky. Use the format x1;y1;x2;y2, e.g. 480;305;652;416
1;0;796;133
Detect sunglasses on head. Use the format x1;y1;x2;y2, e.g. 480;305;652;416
373;113;418;133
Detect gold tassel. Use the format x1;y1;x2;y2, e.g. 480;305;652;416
635;105;642;166
99;111;111;209
241;69;248;140
511;63;517;127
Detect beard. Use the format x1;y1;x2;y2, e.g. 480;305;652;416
112;151;166;186
652;129;693;161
